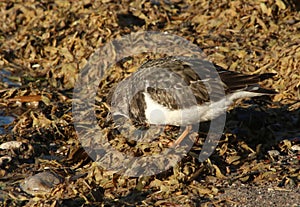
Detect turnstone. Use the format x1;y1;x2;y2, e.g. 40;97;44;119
107;56;276;145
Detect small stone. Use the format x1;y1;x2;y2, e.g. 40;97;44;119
0;141;23;150
20;171;62;196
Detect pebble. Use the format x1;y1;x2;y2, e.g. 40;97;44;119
0;141;23;150
20;171;62;196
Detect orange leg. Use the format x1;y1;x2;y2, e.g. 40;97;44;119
168;125;192;147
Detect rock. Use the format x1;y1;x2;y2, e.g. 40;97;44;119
20;171;62;196
0;141;23;150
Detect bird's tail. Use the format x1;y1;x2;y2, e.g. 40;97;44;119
258;73;277;81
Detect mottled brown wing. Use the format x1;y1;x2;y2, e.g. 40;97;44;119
107;57;276;124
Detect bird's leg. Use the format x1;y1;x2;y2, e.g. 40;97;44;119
168;125;193;147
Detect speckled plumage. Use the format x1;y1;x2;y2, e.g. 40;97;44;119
108;57;276;126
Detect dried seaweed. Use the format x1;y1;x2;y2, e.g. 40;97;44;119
0;0;299;206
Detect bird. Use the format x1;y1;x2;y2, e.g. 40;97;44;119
106;56;277;146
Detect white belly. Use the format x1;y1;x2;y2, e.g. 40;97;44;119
143;91;263;126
